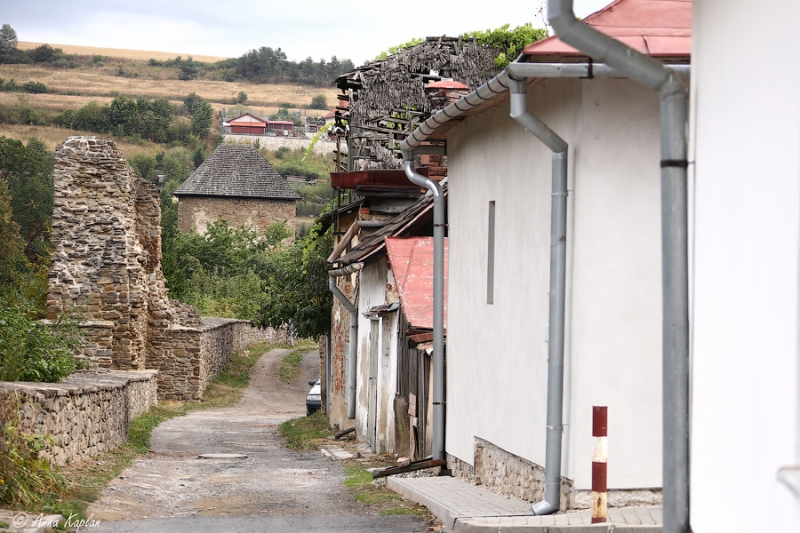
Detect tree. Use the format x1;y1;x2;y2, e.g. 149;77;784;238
178;56;198;80
310;95;327;110
0;24;17;53
236;91;248;104
462;23;549;67
190;99;214;138
0;178;26;287
129;153;157;180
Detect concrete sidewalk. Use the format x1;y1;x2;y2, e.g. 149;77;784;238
387;476;662;533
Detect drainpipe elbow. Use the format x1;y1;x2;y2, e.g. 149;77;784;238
402;151;442;198
547;0;580;39
531;498;559;516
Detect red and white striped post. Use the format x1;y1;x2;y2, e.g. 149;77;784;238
592;406;608;524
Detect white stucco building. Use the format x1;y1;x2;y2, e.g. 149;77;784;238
430;0;691;508
690;0;800;530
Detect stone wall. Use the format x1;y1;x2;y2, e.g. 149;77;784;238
46;137;284;403
177;195;297;236
223;135;337;155
150;319;289;401
0;371;158;465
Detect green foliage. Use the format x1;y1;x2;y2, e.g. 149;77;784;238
374;37;425;61
0;137;53;263
22;81;46;93
236;91;248;104
234;48;354;86
129;153;157;180
256;224;332;339
0;178;27;288
462;23;549;67
0;393;66;505
309;94;328;110
0;298;84;382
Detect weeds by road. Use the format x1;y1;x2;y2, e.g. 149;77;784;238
278;339;316;384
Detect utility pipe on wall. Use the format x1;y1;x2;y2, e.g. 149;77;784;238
401;151;446;462
547;2;690;532
329;273;359;420
509;77;569;515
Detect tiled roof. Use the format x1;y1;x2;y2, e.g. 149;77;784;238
174;144;301;200
524;0;692;58
385;237;448;330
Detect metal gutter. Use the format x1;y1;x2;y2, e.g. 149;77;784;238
328;272;359;419
508;77;569;515
401;151;446;462
547;2;690;531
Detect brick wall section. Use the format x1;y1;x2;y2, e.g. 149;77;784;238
177;196;296;236
0;371;158;465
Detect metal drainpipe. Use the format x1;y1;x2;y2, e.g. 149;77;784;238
547;2;690;531
329;273;359;419
401;150;446;462
508;77;569;515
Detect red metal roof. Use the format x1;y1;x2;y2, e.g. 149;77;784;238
523;0;692;58
385;237;448;331
426;80;470;90
266;120;294;125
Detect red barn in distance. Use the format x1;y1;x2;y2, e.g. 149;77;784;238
227;113;294;134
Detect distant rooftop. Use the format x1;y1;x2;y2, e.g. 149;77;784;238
174;144;301;201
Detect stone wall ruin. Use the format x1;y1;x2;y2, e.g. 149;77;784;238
47;137;280;400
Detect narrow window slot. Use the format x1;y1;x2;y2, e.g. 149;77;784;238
487;201;496;304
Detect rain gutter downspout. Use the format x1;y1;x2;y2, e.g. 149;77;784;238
328;263;363;420
508;77;569;516
547;2;690;532
401;151;446;462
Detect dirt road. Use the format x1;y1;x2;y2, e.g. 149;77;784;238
89;347;426;533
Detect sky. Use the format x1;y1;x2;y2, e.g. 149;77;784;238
0;0;611;66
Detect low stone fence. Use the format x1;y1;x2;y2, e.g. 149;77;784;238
152;319;289;401
0;370;158;465
223;134;337;155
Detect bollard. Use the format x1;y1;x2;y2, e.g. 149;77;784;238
592;406;608;524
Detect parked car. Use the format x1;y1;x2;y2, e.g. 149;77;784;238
306;378;321;415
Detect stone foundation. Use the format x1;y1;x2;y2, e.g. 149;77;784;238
448;438;661;510
0;370;158;465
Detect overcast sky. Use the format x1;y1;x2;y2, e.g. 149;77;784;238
1;0;611;65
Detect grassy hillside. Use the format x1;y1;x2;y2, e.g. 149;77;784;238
18;42;228;63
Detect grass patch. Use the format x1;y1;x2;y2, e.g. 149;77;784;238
34;342;280;520
278;411;331;450
343;466;426;517
278;340;316;384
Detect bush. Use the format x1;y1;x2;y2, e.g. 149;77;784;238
0;299;84;382
310;95;327;110
22;81;46;93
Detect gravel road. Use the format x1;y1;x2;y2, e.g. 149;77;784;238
88;347;427;533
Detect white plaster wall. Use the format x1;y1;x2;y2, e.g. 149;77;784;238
355;257;398;452
690;1;800;530
569;78;663;490
446;77;664;491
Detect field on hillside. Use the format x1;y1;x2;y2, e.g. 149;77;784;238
0;64;339;109
0;123;162;158
18;42;228;63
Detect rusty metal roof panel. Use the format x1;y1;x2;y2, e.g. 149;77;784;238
330;169;429;190
385;237;448;331
524;0;692;58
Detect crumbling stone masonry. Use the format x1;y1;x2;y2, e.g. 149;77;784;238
46;137;279;401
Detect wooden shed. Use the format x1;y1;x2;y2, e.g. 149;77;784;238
228;113;267;135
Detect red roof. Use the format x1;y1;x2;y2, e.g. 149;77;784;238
385;237;448;331
266;120;294;125
229;113;267;126
426;80;470;90
524;0;692;58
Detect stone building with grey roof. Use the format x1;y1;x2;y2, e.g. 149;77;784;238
174;143;301;236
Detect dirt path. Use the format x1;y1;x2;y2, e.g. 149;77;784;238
88;348;426;532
